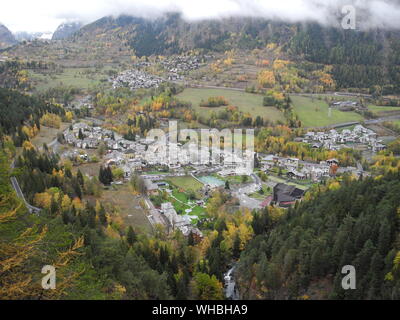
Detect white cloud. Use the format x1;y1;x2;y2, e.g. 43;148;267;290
1;0;400;33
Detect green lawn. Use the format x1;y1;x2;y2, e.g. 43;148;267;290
291;95;364;127
166;188;206;218
249;184;272;200
177;88;285;122
165;176;203;192
172;190;189;202
267;175;313;191
216;174;249;185
367;105;400;114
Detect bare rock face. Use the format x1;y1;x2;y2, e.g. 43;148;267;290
52;22;83;40
0;24;17;49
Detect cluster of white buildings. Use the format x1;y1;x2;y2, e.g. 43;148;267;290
69;95;94;110
110;69;165;90
159;55;203;81
260;154;358;181
146;141;254;176
64;122;255;180
63;122;150;176
330;100;361;110
160;202;203;238
64;122;129;149
303;125;386;152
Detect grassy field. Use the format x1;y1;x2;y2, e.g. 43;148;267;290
367;105;400;114
101;184;152;233
165;176;204;192
290;95;364;127
177;88;285;122
72;161;101;178
215;174;249;185
31;123;70;148
267;175;314;191
249;184;272;200
29;67;111;91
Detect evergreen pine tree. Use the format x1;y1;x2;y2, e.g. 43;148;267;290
127;226;137;246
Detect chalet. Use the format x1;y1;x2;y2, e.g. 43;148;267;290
311;142;322;149
326;158;339;166
287;170;306;180
273;183;305;207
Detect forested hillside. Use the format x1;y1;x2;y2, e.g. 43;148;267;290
70;14;400;93
237;173;400;299
288;25;400;93
0;88;65;146
1;148;192;299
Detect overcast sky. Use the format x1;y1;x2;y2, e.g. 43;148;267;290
1;0;400;33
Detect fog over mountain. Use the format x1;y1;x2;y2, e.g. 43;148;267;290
0;23;17;49
52;21;83;40
2;0;400;33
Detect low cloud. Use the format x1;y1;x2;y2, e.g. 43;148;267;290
2;0;400;32
56;0;400;30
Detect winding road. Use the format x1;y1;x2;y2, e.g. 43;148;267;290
7;136;61;215
10;176;41;214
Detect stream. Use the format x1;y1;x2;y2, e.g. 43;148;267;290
224;265;240;300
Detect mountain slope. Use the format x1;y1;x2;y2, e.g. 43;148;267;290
237;173;400;299
72;13;293;56
0;23;17;49
52;22;83;40
70;13;400;93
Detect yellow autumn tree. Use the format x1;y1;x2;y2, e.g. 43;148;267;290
273;59;290;71
22;140;35;150
257;70;276;88
40;113;61;129
34;192;52;209
65;111;73;122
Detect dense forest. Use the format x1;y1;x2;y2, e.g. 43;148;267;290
237;173;400;299
0;88;65;146
288;24;400;93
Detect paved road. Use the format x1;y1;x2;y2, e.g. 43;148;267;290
10;176;41;214
144;196;169;228
365;114;400;125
